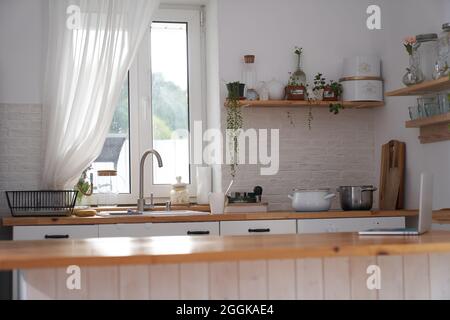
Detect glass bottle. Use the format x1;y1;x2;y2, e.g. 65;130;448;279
242;55;259;100
292;52;306;85
402;49;424;86
436;23;450;79
415;33;438;81
170;176;190;205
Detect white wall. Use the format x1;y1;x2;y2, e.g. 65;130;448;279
217;0;450;210
373;0;449;209
0;0;46;104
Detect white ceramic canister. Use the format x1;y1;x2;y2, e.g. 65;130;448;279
267;79;285;100
342;55;381;78
340;76;384;101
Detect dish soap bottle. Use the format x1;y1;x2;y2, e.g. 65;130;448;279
170;176;190;205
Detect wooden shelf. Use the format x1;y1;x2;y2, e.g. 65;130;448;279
236;100;384;109
386;76;450;96
406;113;450;128
405;113;450;144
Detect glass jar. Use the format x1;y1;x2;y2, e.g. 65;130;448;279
96;170;119;207
170;176;189;205
436;23;450;79
415;33;438;81
242;55;258;99
402;49;424;86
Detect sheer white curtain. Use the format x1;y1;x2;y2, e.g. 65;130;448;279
42;0;160;189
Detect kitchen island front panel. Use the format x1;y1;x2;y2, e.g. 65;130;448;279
3;231;450;270
17;253;450;300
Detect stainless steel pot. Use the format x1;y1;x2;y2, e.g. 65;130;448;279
337;186;377;211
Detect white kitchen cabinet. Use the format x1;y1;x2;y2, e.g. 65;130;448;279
99;223;152;237
297;217;405;234
13;225;99;240
220;220;297;236
432;223;450;231
150;222;219;236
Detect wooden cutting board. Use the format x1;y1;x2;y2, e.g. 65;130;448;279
379;140;406;210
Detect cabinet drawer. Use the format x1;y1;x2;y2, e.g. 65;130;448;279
220;220;297;236
13;225;99;240
99;223;152;237
298;217;405;234
151;222;219;236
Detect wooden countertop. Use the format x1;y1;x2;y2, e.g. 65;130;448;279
2;230;450;270
1;209;419;226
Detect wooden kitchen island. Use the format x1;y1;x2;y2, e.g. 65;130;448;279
1;231;450;300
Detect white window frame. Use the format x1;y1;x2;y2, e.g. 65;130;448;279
90;7;205;204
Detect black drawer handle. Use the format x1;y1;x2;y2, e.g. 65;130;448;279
187;231;210;235
44;234;70;239
248;228;271;233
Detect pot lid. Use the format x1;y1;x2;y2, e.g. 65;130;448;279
416;33;438;42
172;176;187;188
293;188;330;192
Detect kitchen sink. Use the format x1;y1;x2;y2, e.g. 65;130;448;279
97;210;210;217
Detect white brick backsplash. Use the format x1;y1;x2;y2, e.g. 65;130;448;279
223;108;376;211
0;104;43;221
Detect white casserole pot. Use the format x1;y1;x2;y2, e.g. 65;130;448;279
288;189;336;212
340;77;383;101
342;55;381;78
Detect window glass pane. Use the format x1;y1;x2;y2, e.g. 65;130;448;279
91;76;131;193
151;22;190;185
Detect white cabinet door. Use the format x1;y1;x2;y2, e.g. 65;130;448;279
13;225;99;240
99;223;152;237
298;217;405;234
151;222;219;236
432;223;450;231
220;220;297;236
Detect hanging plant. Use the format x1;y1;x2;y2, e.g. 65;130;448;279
226;82;243;178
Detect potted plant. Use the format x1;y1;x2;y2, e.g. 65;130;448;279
285;73;306;100
312;73;326;100
323;80;341;101
225;82;243;178
326;80;344;114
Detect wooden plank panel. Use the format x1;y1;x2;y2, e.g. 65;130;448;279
87;267;119;300
56;267;88;300
150;264;180;300
404;255;430;299
267;260;296;300
119;265;149;300
21;269;56;300
238;260;267;300
180;263;209;300
296;258;324;300
429;253;450;299
209;262;239;300
323;257;350;300
377;256;403;300
350;256;377;300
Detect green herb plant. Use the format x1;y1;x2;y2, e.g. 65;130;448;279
226;82;243;178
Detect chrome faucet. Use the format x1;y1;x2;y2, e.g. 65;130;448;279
137;149;163;212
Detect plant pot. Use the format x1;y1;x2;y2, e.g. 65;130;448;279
226;82;246;100
323;85;338;101
312;88;324;101
285;85;306;100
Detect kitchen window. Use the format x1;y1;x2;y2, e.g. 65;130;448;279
90;7;204;203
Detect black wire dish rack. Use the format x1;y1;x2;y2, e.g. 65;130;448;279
5;190;79;217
